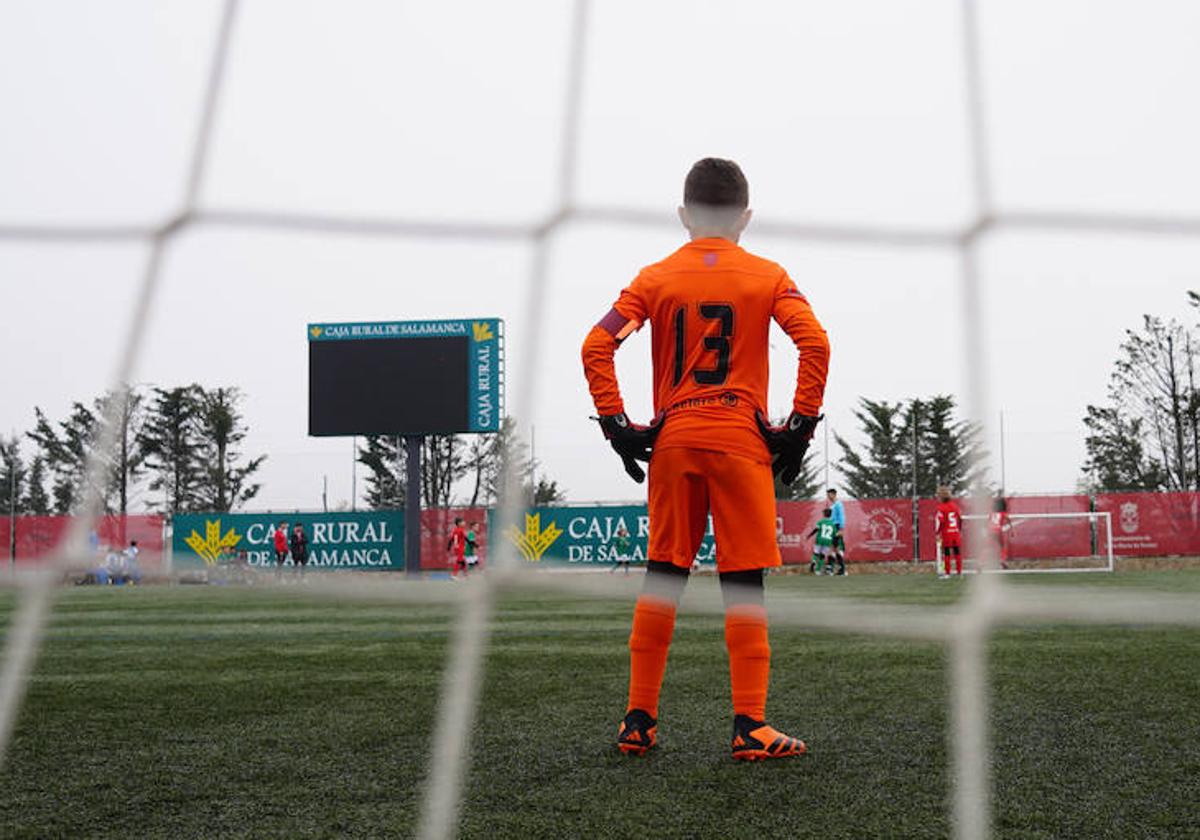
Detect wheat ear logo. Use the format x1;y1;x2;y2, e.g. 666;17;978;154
506;513;563;562
309;325;323;339
472;322;495;342
184;519;241;566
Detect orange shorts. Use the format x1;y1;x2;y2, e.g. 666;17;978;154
647;446;781;573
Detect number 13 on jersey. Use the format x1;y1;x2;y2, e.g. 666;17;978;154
672;302;734;386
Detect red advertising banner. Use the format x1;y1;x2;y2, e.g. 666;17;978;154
420;507;488;570
1094;492;1200;557
0;515;165;569
776;500;823;565
1007;495;1092;559
779;498;914;563
916;498;945;561
845;498;915;562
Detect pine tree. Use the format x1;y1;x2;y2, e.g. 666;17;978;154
904;396;988;495
1081;405;1166;491
834;398;908;498
28;403;99;514
358;435;405;510
139;385;203;514
0;437;25;516
26;388;146;515
22;455;50;516
194;387;265;512
837;396;987;499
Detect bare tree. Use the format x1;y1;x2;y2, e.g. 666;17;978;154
359;417;563;509
1087;313;1199;492
357;433;465;509
421;434;466;509
96;386;145;515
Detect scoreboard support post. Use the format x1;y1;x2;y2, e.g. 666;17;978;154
405;435;422;575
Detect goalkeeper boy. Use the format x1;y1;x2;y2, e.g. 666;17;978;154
581;158;830;760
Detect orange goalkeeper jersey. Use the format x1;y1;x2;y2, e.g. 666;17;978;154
581;237;830;463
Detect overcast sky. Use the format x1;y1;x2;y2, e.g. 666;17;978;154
2;0;1198;512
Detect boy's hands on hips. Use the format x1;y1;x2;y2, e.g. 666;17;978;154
594;412;665;483
755;412;822;485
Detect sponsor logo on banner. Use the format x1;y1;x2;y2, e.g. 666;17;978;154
173;511;403;570
493;506;717;565
861;507;904;555
1120;502;1139;534
184;519;242;565
507;513;564;562
472;321;495;342
1109;498;1159;551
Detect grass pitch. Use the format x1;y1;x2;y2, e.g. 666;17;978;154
0;570;1198;839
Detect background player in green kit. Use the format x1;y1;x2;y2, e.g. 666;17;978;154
610;524;633;574
465;522;480;570
807;508;839;574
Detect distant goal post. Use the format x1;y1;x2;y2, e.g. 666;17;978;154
934;511;1115;574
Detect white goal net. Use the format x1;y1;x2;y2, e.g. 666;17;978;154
2;3;1200;840
946;512;1116;574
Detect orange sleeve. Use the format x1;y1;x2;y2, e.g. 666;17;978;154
772;273;830;415
581;277;648;416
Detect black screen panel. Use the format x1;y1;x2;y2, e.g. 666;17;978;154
309;336;470;435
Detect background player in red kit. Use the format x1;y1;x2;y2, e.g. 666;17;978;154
447;517;467;578
273;521;289;579
581;158;830;760
989;497;1012;570
935;486;964;576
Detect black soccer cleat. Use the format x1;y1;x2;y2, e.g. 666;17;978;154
617;708;657;756
731;714;807;761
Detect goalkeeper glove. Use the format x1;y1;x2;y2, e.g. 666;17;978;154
755;411;822;486
594;412;664;483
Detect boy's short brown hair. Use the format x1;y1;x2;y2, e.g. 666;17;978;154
683;158;749;209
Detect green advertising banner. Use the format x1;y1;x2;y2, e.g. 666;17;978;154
494;505;716;566
173;511;404;571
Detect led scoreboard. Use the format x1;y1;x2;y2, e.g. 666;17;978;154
308;318;504;436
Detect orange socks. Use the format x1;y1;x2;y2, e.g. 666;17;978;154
627;595;677;717
629;596;772;722
725;604;770;720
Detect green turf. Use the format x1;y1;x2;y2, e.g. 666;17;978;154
0;571;1198;839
